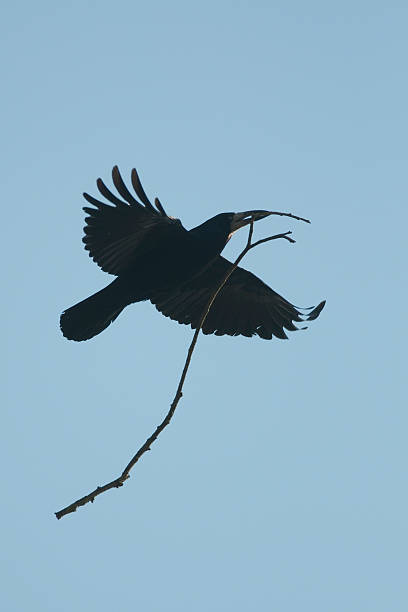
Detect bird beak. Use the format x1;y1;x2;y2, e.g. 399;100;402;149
230;210;272;233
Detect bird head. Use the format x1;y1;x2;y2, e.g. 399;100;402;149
190;210;273;255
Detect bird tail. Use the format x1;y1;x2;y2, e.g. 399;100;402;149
60;281;127;341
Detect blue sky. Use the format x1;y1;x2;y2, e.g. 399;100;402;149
3;1;407;610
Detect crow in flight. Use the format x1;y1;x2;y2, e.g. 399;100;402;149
60;167;325;341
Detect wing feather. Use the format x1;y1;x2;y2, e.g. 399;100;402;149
131;168;156;211
81;167;186;275
152;256;325;340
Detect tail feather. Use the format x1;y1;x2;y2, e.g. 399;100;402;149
60;283;126;341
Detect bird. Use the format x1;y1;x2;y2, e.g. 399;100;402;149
60;166;325;342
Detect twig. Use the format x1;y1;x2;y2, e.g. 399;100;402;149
55;223;295;519
266;211;310;224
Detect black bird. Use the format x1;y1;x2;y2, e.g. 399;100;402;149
60;167;325;342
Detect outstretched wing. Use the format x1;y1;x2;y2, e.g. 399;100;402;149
82;166;186;275
152;256;325;339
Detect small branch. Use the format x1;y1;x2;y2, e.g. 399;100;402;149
55;222;295;520
267;211;311;224
252;231;295;248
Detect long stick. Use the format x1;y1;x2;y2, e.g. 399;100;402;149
55;224;294;520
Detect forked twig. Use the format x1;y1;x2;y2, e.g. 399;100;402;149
55;221;295;519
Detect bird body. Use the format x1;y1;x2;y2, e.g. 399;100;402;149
61;212;237;340
122;213;234;295
60;167;325;342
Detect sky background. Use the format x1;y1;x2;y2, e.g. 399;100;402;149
2;1;407;610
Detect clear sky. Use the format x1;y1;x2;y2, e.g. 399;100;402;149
3;1;407;610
